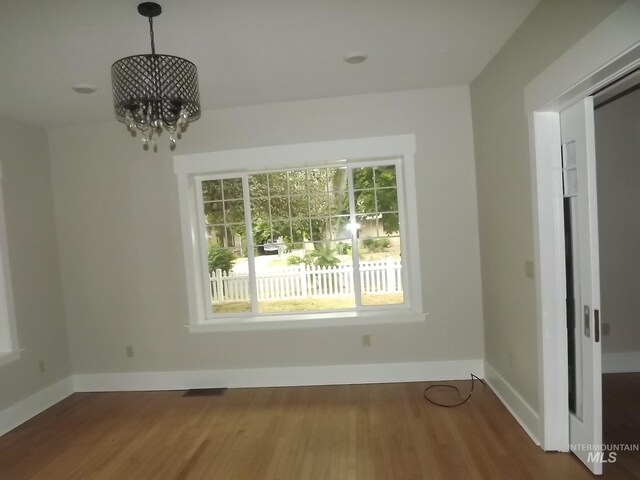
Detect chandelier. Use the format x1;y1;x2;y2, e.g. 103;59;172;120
111;2;200;149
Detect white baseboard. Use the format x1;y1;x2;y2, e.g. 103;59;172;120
73;359;485;392
0;377;74;437
603;351;640;373
484;361;540;445
1;360;483;437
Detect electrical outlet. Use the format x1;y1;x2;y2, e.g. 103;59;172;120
525;261;534;279
126;345;135;358
602;323;610;336
362;334;371;348
38;360;45;373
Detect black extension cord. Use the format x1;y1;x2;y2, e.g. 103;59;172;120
423;374;486;408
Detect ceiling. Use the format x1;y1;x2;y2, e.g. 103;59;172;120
0;0;539;129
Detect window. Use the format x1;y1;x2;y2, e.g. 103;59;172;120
0;163;19;364
175;135;424;330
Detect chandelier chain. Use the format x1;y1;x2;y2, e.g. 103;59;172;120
148;17;156;55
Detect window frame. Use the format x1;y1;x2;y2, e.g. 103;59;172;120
174;135;425;331
0;162;20;365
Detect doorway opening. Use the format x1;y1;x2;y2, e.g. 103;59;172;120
593;75;640;477
525;12;640;471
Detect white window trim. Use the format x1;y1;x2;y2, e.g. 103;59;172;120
0;161;20;365
174;134;426;331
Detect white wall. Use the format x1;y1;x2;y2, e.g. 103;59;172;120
595;87;640;373
47;87;485;375
0;117;71;412
469;0;625;420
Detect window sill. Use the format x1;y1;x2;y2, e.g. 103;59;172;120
0;349;21;367
187;310;428;332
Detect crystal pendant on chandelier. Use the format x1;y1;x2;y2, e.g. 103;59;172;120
111;2;200;150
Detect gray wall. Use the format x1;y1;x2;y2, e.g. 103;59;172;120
596;87;640;368
48;87;485;375
469;0;624;413
0;117;71;411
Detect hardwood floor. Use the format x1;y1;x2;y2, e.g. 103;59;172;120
603;373;640;479
0;380;628;479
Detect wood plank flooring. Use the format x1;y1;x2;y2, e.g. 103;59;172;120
603;373;640;479
0;379;632;479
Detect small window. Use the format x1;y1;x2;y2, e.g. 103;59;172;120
174;135;424;329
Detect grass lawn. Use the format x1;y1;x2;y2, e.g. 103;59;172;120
212;293;404;313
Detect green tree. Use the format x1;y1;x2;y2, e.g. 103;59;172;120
353;166;399;233
208;247;236;273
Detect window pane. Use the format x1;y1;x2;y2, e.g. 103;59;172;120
202;177;253;315
252;220;274;248
353;167;374;190
309;217;330;242
202;180;222;201
355;190;375;214
356;160;403;307
250;197;269;218
374;165;397;188
209;246;251;313
271;220;292;243
376;188;398;213
380;212;400;235
269;196;290;219
360;244;404;306
331;216;351;240
327;188;349;215
249;174;269;196
204;201;224;225
310;194;330;216
207;225;243;250
268;172;288;195
222;178;243;200
224;200;245;224
327;167;348;192
287;171;308;195
289;195;310;218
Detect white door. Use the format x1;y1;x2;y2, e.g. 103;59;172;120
560;97;603;474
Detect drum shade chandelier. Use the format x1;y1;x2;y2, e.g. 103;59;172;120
111;2;200;149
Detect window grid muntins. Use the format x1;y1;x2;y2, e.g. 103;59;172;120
249;168;351;247
202;178;245;251
353;166;400;239
200;160;404;316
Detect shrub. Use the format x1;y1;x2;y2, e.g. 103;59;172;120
336;241;352;255
208;248;236;273
287;255;303;265
362;237;391;253
306;244;341;267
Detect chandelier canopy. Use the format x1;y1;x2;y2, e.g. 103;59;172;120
111;2;200;149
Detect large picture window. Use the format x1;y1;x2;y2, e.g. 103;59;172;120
197;162;404;316
174;135;424;329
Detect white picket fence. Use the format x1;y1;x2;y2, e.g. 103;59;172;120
210;259;402;304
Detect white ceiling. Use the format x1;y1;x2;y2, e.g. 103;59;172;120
0;0;539;128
